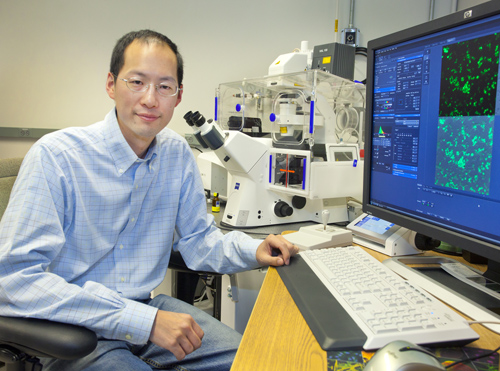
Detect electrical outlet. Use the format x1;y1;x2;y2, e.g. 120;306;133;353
19;128;30;137
341;27;360;47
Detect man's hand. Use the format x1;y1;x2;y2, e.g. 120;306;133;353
256;234;299;267
149;310;204;360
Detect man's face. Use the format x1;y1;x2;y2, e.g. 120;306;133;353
106;40;182;153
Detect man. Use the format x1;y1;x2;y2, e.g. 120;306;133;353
0;30;298;370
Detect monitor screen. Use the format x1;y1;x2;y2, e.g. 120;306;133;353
363;2;500;276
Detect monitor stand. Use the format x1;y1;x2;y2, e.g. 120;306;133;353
434;242;462;256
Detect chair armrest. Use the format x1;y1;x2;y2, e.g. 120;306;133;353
169;251;221;276
0;316;97;360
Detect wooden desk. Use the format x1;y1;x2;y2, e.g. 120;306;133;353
231;249;500;371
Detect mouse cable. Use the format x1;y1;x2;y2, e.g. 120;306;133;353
444;344;500;369
402;340;500;369
442;320;500;368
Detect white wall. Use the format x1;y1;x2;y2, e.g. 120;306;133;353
0;0;487;158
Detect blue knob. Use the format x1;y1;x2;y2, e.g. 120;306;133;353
236;104;241;112
270;113;276;122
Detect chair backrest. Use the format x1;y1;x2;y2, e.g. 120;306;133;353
0;158;23;220
0;157;100;369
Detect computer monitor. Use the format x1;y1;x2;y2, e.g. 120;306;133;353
363;2;500;281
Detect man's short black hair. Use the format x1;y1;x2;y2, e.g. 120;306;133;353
110;30;184;86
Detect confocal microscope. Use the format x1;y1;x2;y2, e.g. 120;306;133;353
186;67;365;228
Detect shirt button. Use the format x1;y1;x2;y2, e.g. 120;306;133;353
119;244;124;250
135;185;138;189
119;168;124;174
121;277;125;282
149;164;153;171
125;334;132;340
131;217;135;222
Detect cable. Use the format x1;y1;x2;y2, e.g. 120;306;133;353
437;320;500;368
355;46;367;57
402;342;500;370
194;276;218;305
444;344;500;369
193;288;208;303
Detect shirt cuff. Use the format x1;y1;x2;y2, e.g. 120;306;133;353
115;298;158;345
239;238;262;269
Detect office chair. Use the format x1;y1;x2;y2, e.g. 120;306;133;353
0;157;97;371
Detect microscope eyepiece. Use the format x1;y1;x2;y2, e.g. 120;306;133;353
183;111;195;126
192;111;206;127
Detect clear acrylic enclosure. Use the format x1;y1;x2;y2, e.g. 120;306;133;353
215;70;365;149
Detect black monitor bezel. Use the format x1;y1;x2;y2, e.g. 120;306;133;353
363;1;500;265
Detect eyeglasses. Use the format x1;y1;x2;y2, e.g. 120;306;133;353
114;74;182;97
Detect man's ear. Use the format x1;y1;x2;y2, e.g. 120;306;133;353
174;85;183;107
105;72;116;100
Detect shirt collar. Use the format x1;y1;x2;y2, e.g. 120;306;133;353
103;109;159;176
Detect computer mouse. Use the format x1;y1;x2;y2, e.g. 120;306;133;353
363;340;445;371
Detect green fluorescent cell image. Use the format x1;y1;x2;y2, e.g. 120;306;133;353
440;33;500;117
435;116;494;195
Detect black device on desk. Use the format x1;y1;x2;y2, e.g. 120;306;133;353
363;0;500;329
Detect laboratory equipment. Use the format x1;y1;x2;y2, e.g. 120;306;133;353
312;42;356;80
363;1;500;329
195;151;231;201
347;213;430;256
278;246;478;351
283;204;353;250
185;69;365;228
268;41;312;76
282;224;353;251
268;40;355;80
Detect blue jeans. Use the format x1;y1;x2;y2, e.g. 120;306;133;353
40;295;242;371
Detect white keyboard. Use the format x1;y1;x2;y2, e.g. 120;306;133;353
300;246;479;350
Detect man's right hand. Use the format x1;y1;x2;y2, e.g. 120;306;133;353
149;309;204;360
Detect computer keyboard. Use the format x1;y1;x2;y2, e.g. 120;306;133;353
278;245;479;350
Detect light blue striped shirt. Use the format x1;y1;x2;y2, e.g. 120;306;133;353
0;110;261;345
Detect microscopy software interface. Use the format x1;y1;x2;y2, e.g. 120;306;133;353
369;15;500;243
